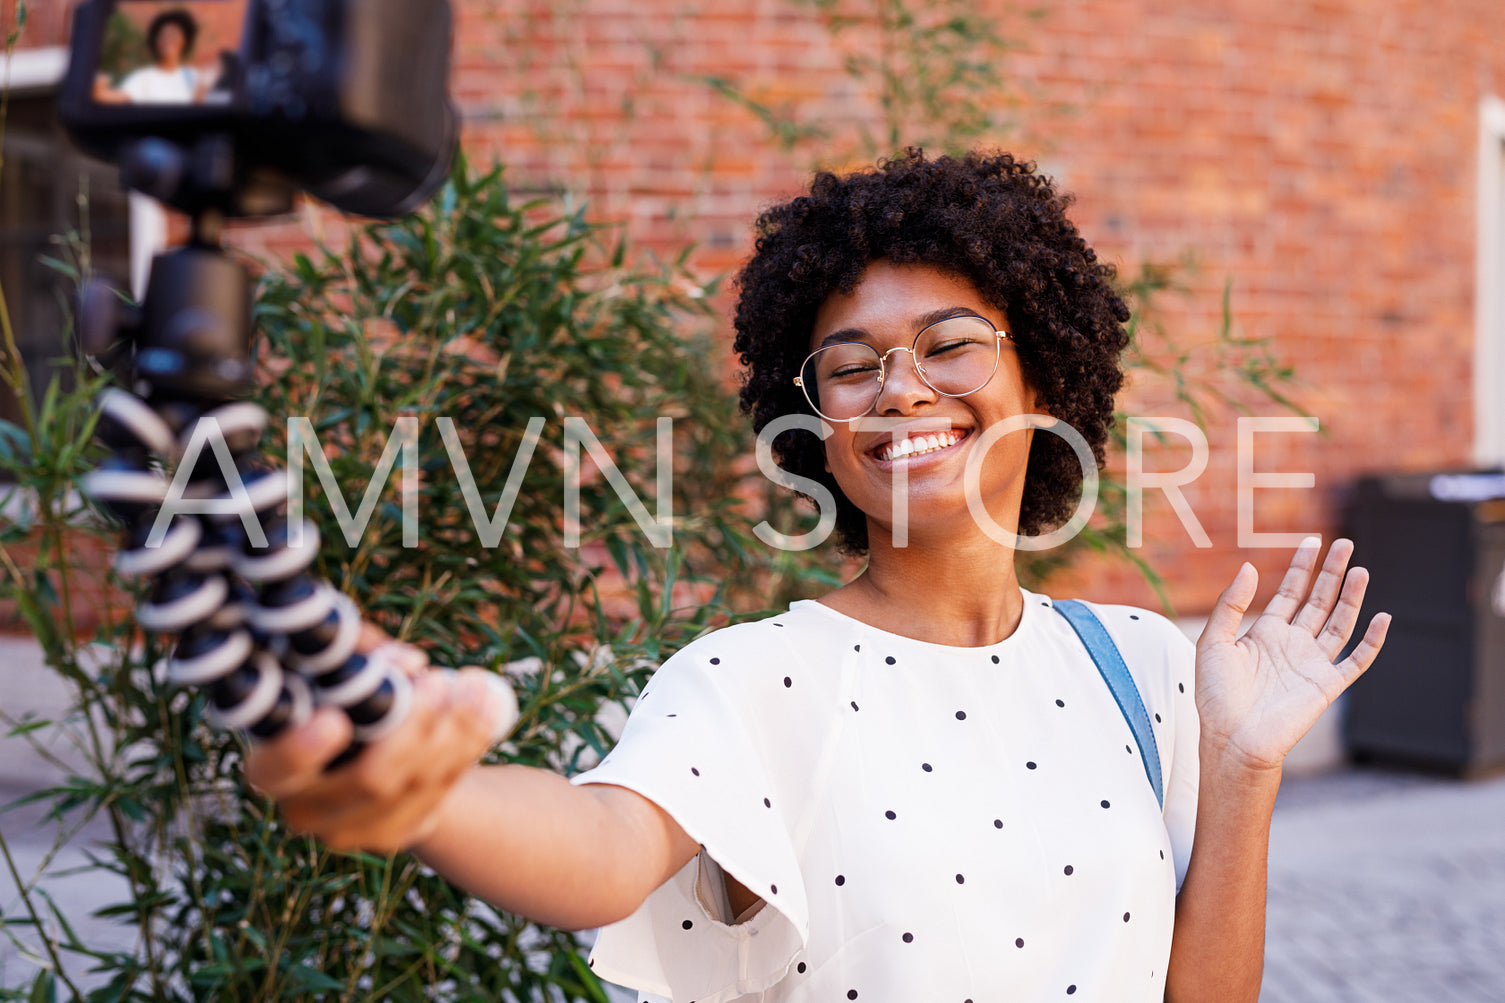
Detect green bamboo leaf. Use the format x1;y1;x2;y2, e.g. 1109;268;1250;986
25;971;54;1003
37;256;77;282
3;716;51;738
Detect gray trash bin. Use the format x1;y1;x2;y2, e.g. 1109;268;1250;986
1342;470;1505;776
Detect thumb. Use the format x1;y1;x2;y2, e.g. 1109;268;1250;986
440;667;521;744
1200;562;1258;650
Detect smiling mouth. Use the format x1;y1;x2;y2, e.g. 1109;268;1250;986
875;428;967;462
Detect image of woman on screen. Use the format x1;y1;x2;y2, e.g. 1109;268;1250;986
92;9;219;106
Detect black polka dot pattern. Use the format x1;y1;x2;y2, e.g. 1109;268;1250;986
579;595;1188;999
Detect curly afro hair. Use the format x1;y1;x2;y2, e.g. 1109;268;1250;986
733;149;1130;554
147;10;198;62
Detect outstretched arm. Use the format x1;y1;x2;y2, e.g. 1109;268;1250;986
245;634;700;932
93;74;131;104
1165;537;1390;1003
413;767;699;930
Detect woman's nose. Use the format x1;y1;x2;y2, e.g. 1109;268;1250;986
875;349;936;414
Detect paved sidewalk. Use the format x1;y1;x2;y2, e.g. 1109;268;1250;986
1262;767;1505;1003
0;637;135;992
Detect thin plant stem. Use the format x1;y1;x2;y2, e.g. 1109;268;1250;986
0;1;37;450
0;824;86;1001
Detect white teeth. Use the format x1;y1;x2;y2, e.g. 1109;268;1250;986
878;430;962;461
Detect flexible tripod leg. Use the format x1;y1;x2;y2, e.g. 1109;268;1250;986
80;241;417;764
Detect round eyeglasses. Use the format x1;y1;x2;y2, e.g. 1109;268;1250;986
793;314;1012;422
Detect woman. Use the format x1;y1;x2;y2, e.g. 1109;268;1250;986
248;151;1390;1002
93;10;216;105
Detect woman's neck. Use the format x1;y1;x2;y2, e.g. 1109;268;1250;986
819;523;1027;647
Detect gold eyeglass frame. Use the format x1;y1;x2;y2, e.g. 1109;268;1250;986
792;314;1013;423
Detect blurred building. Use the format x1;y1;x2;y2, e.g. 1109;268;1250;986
7;0;1505;614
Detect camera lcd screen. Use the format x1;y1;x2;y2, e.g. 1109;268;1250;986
91;1;249;108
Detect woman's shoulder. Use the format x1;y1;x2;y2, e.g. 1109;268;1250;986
627;605;849;740
1036;592;1195;661
667;602;845;668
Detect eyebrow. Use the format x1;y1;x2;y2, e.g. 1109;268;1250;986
816;305;987;349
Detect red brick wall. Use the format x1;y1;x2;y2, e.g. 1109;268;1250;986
1007;0;1501;609
6;0;68;47
435;0;1504;613
11;1;239;49
22;0;1505;615
110;0;247;70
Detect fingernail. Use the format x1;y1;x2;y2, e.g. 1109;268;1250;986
484;676;519;741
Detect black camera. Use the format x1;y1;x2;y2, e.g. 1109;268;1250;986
63;1;463;760
59;0;457;219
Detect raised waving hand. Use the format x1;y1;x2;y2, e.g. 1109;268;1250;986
1194;537;1392;773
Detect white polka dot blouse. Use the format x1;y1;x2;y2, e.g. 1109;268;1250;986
571;589;1200;1002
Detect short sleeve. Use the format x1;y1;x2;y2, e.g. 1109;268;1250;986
1158;626;1199;892
571;635;809;1003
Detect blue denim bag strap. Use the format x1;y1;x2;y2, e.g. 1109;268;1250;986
1053;599;1164;810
